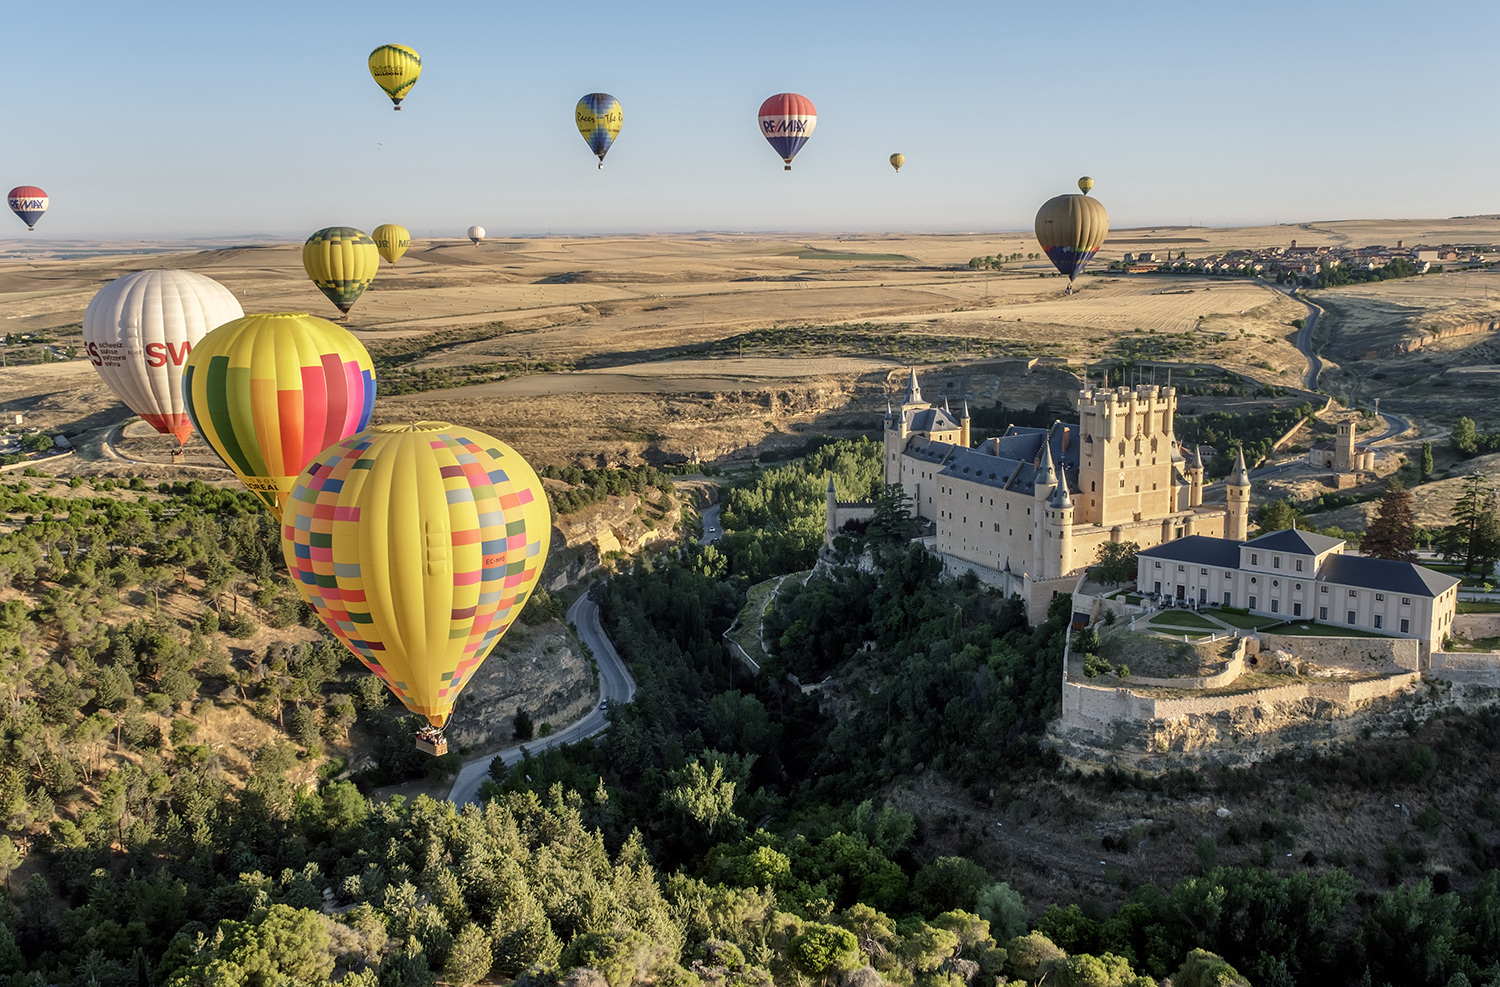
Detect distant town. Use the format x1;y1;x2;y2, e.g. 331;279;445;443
1110;237;1490;281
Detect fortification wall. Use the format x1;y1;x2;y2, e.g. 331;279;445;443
1430;651;1500;685
1259;633;1420;672
1454;614;1500;641
1129;639;1250;689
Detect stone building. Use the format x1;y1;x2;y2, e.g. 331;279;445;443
828;369;1249;621
1308;419;1376;472
1135;528;1460;657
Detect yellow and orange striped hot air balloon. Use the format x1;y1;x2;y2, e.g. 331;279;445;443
281;422;550;752
182;313;377;519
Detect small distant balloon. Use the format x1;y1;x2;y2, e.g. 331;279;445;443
303;228;379;318
368;44;421;110
1078;176;1095;195
576;93;623;169
890;153;905;173
758;93;817;171
373;224;410;265
7;186;48;231
467;225;485;245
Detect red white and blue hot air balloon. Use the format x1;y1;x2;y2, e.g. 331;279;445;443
758;94;817;171
7;186;48;231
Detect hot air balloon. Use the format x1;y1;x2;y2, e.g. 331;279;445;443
758;93;817;170
368;44;421;110
890;153;905;173
282;421;550;753
373;224;410;265
1035;192;1110;295
183;313;376;519
576;93;623;169
303;227;379;318
1078;176;1094;195
83;271;244;450
7;186;48;230
467;225;485;245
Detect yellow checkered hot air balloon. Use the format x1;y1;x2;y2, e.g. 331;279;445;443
281;422;551;753
303;227;379;318
183;313;377;520
369;44;422;110
373;224;410;265
575;93;623;169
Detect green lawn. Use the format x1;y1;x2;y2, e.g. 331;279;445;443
1210;610;1285;630
1271;622;1391;639
1149;611;1220;630
1446;636;1500;653
1459;601;1500;614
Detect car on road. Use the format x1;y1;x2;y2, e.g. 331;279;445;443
598;701;608;710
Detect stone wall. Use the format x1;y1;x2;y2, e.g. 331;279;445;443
1430;651;1500;685
1128;638;1250;689
1258;633;1420;672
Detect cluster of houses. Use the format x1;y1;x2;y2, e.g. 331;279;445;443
1116;238;1496;277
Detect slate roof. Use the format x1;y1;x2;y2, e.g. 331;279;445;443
930;423;1081;496
907;407;961;432
1318;554;1461;598
1245;528;1346;556
1136;535;1244;569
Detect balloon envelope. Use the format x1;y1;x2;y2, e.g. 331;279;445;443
373;224;410;265
1035;194;1110;285
758;93;817;169
303;227;379;316
368;44;421;109
576;93;623;168
1078;176;1095;194
183;313;377;519
282;421;551;728
890;153;905;172
467;225;485;244
7;186;47;230
84;270;244;444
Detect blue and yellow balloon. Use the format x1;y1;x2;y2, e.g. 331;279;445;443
575;93;623;169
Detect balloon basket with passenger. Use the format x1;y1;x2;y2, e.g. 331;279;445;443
415;724;448;757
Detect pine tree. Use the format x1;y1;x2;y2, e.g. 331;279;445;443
1441;474;1500;576
1362;479;1418;562
1420;442;1434;483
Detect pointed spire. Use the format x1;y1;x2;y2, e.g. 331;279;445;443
1191;444;1204;470
827;473;837;494
944;397;952;414
1229;446;1250;486
905;367;922;404
1002;556;1012;573
1035;433;1056;487
886;398;892;420
1049;480;1073;510
961;399;970;421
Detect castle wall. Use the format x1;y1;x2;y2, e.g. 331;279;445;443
1430;651;1500;685
1453;614;1500;641
1258;633;1421;672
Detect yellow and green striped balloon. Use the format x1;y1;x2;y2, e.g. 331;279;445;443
183;313;377;520
368;44;422;110
303;227;379;318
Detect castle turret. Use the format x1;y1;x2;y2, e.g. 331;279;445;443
1044;476;1075;579
1227;447;1251;542
825;474;838;545
1187;444;1204;508
959;400;971;448
1335;420;1357;472
903;367;926;409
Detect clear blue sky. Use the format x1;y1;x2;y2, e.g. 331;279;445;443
5;0;1493;239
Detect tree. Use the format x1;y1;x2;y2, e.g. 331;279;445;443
1421;441;1434;482
1440;474;1500;577
912;857;991;915
1362;479;1418;562
1091;541;1140;585
0;837;19;892
788;924;860;984
1170;949;1249;987
975;883;1028;942
1452;417;1479;457
1254;499;1302;535
513;709;534;741
866;484;914;543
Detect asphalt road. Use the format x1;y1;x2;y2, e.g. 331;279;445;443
700;503;722;545
1283;287;1324;391
446;592;637;806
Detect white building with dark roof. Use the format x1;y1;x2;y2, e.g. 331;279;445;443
827;369;1251;620
1136;528;1460;656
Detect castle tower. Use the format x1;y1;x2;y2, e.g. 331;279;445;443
825;474;838;545
1335;420;1356;472
1187;444;1204;508
903;367;928;410
1226;447;1252;542
959;400;971;449
1074;382;1178;527
1043;476;1075;579
1032;434;1058;575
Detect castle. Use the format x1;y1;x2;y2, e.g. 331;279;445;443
1307;419;1376;473
827;370;1250;621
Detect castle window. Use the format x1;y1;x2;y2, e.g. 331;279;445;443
1294;603;1302;616
1250;577;1257;584
1295;559;1304;571
1178;564;1185;571
1321;586;1328;593
1400;618;1410;633
1273;580;1279;588
1201;568;1208;575
1249;596;1258;609
1295;583;1302;591
1091;500;1096;507
1091;481;1096;492
1271;600;1279;613
1376;593;1384;602
1374;615;1383;629
1401;597;1410;605
1348;590;1357;598
1273;557;1281;569
1154;561;1161;568
1135;485;1140;493
1152;483;1157;489
1347;611;1356;624
1250;554;1258;565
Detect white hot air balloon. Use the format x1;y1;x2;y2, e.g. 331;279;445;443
467;225;485;246
83;270;244;449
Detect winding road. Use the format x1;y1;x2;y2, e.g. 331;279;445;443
1280;286;1323;391
446;591;637;806
699;503;723;545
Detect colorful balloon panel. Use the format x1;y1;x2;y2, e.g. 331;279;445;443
1035;194;1110;285
303;227;379;316
368;44;421;109
83;270;244;444
758;93;817;169
575;93;623;167
7;186;48;230
281;422;551;728
373;224;410;265
890;153;905;172
183;313;376;519
467;225;485;244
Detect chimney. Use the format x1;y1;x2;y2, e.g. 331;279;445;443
1061;425;1072;453
1397;239;1403;248
1290;239;1296;249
